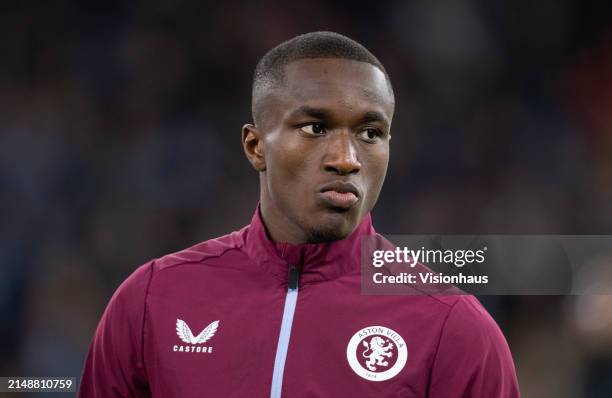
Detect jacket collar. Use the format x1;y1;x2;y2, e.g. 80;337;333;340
243;204;376;286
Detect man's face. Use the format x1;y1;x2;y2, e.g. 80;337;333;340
244;58;394;243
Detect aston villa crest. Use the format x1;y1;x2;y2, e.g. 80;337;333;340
346;325;408;381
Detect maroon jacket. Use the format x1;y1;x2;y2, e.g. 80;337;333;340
78;208;520;397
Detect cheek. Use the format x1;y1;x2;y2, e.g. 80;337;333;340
265;132;317;191
363;147;389;197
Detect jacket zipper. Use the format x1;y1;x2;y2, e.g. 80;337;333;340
270;265;299;398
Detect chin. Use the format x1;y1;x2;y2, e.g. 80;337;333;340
304;227;347;244
304;214;356;243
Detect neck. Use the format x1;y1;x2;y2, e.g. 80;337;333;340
259;200;308;244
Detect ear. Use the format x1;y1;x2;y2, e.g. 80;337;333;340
242;123;266;172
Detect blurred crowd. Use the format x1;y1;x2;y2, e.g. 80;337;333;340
1;1;611;397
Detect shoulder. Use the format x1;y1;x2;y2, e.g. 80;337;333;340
397;293;501;338
153;226;249;272
107;261;154;311
426;295;519;396
432;295;517;381
438;295;507;345
421;294;510;357
111;226;250;302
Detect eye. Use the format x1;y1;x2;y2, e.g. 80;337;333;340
299;123;326;135
358;128;383;142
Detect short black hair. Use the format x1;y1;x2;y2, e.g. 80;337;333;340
251;31;392;126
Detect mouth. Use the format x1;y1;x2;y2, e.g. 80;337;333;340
318;181;361;210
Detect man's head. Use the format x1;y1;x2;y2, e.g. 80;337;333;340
243;31;395;244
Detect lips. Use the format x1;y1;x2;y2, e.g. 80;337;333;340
318;181;361;209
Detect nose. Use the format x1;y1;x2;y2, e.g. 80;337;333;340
323;130;361;175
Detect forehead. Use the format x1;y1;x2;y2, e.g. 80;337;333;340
278;58;394;116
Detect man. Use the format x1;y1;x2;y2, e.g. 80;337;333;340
78;31;519;397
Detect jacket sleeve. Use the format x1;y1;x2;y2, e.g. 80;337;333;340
427;296;520;398
78;262;154;398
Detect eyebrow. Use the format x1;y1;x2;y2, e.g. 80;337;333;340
288;106;390;128
361;111;390;129
287;106;331;120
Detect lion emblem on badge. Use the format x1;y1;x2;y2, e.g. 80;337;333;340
361;336;394;371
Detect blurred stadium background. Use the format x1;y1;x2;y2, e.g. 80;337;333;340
1;1;612;397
